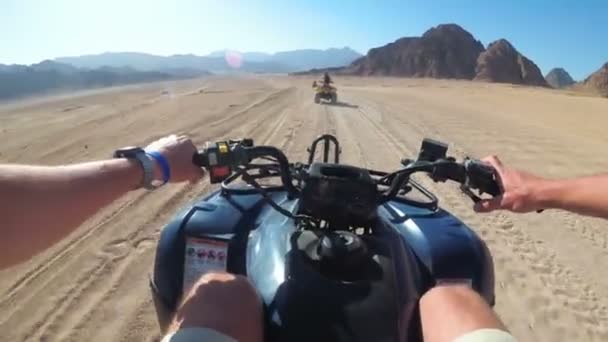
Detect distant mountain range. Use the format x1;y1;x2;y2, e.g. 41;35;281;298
0;60;207;100
55;48;362;74
0;47;361;100
3;34;606;100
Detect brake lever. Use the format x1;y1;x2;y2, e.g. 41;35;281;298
459;167;485;203
460;184;545;213
460;184;482;203
462;158;544;213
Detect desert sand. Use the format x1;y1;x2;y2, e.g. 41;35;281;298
1;75;608;341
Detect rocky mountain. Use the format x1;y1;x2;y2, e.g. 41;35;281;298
55;48;362;74
347;24;484;79
545;68;575;88
0;60;197;100
473;39;548;87
583;62;608;97
298;24;550;88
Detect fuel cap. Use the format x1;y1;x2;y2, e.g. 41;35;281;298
318;231;368;271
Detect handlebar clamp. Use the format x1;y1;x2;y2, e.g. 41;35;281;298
192;140;298;195
193;140;253;183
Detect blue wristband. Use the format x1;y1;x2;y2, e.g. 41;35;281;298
146;151;171;185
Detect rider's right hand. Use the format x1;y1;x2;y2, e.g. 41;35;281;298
474;155;548;213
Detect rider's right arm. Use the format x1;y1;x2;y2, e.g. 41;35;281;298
474;155;608;220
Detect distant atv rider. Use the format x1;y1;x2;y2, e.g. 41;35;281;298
323;72;333;86
312;72;333;88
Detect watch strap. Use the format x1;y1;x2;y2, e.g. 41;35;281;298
135;151;157;190
113;147;158;190
146;151;171;185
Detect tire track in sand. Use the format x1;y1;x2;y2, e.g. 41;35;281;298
0;86;286;306
23;184;197;341
0;192;157;328
325;102;366;168
112;85;321;342
0;84;300;341
104;85;308;342
45;84;302;342
0;194;146;304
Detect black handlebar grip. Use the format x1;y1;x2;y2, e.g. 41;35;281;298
465;159;501;196
192;151;208;167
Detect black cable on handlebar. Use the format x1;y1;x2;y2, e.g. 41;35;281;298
239;167;316;224
245;146;298;196
380;158;503;206
380;162;437;202
220;163;283;195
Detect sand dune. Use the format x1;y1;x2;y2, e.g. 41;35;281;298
1;75;608;341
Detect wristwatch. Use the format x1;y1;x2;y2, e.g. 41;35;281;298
113;147;162;190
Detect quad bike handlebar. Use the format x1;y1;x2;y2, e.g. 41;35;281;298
191;136;501;207
381;158;500;203
192;140;298;195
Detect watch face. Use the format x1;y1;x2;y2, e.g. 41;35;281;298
114;146;143;158
150;179;164;187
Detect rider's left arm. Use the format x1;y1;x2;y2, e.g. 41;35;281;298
475;155;608;219
0;135;202;269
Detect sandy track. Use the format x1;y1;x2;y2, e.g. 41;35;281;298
1;76;608;341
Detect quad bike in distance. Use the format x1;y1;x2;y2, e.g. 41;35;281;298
312;80;337;104
151;134;499;342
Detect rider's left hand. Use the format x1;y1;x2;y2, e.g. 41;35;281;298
474;155;546;213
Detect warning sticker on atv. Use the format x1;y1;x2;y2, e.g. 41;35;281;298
183;237;228;294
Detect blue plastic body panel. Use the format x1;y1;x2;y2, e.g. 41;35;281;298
152;189;494;341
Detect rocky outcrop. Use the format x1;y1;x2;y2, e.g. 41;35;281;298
295;24;557;88
583;63;608;97
348;24;484;79
545;68;575;88
474;39;548;87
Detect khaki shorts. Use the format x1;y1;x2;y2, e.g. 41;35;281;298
162;327;516;342
455;328;517;342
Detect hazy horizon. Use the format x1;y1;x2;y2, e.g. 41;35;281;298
47;47;363;60
2;0;607;80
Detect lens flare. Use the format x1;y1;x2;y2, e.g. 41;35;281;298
225;50;243;69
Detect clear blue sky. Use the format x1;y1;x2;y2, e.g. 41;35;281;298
1;0;606;80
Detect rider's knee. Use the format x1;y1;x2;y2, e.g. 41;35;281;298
170;272;263;342
178;271;262;321
187;271;260;306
